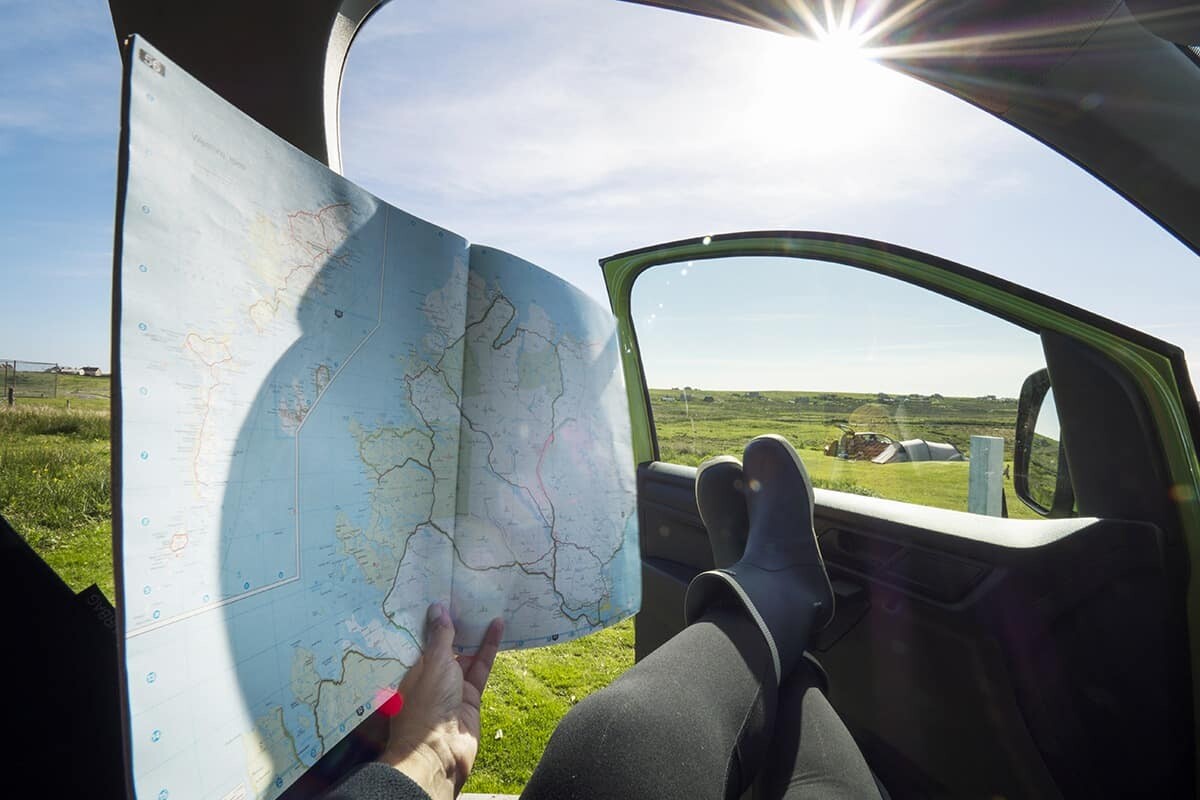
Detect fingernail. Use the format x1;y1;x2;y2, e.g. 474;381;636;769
428;603;443;624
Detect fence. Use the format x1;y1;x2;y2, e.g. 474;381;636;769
1;360;60;403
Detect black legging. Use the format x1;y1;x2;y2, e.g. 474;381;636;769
521;608;881;800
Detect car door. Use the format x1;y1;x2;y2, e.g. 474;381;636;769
601;231;1200;799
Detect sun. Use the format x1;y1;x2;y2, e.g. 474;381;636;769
814;24;870;58
742;31;901;156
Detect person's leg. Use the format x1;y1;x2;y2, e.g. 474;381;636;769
522;436;835;800
763;666;882;800
520;605;777;800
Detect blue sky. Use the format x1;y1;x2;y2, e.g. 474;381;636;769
4;0;1200;394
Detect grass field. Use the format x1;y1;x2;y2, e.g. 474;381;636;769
1;401;114;595
466;618;633;792
5;371;112;409
2;379;1039;792
650;388;1040;520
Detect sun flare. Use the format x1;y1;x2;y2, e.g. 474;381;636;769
744;32;900;155
814;24;869;56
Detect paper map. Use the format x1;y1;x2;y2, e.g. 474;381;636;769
116;38;639;800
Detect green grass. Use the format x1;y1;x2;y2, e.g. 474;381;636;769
4;372;111;410
651;388;1040;520
466;619;634;793
0;404;114;596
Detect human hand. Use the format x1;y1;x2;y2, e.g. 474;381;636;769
379;603;504;800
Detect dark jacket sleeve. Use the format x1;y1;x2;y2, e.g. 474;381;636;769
322;762;433;800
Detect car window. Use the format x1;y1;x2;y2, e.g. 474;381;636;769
631;254;1050;519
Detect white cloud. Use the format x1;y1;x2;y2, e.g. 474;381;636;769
339;0;1025;305
348;37;998;204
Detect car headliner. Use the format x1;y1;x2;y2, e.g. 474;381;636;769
107;0;1200;261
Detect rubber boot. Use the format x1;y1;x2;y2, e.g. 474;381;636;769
695;455;749;568
697;454;832;695
685;435;835;686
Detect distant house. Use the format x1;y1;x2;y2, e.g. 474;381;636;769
747;391;762;398
81;366;101;377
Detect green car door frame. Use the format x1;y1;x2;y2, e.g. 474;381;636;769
602;230;1200;796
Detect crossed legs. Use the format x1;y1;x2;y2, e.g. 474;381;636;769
522;436;880;800
522;608;878;800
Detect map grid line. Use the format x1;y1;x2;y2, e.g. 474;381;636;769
128;208;392;640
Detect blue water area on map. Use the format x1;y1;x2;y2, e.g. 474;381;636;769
217;205;468;789
215;206;389;603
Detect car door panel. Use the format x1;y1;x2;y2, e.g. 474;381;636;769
817;495;1177;799
636;461;714;660
610;232;1200;798
637;462;1178;797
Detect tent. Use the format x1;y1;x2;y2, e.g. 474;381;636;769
871;439;964;464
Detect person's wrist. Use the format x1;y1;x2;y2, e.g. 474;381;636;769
380;737;457;800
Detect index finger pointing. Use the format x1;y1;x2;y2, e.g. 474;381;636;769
463;617;504;696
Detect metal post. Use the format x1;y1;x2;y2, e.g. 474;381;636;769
968;435;1005;516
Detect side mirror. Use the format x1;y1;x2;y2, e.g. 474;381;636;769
1014;368;1075;517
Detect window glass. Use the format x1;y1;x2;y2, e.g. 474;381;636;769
632;254;1047;519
